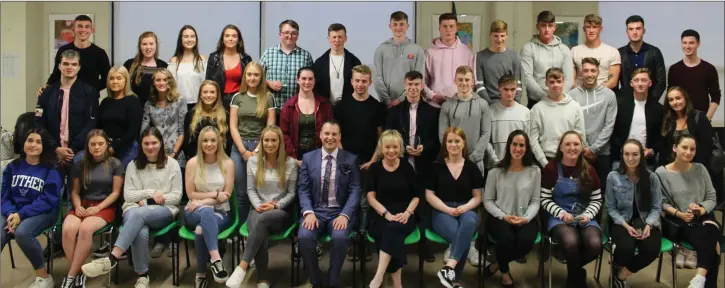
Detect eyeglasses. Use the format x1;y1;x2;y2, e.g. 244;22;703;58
281;31;299;37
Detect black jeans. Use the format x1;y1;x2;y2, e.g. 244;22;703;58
488;217;538;273
667;215;721;288
610;224;661;273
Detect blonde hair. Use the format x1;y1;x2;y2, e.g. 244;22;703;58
376;130;404;158
239;62;272;118
190;80;228;141
194;126;229;186
150;68;181;103
352;64;373;78
106;66;134;97
255;126;290;189
490;20;508;33
130;31;159;85
584;14;603;26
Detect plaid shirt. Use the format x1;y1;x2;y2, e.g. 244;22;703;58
260;44;314;106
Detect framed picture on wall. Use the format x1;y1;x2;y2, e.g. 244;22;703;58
48;14;94;74
431;14;481;52
554;16;584;49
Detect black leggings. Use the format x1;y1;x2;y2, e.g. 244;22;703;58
552;224;602;282
488;217;538;273
670;216;721;288
610;224;661;273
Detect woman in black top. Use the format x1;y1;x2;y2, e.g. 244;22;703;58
426;127;483;288
206;24;252;111
366;130;419;288
659;86;713;167
123;31;169;108
97;66;142;168
183;80;232;158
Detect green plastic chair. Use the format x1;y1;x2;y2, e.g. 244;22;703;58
178;187;239;277
7;208;63;273
116;219;181;286
365;227;421;245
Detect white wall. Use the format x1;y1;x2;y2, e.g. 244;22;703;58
599;2;725;126
1;2;28;129
262;1;416;100
112;2;261;64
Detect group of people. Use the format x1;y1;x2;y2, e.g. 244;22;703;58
0;8;722;288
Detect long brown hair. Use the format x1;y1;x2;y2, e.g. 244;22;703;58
79;129;112;191
439;126;468;161
135;126;167;170
130;31;159;85
554;131;594;197
661;86;694;136
172;25;203;73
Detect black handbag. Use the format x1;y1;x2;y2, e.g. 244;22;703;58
654;172;682;240
694;111;725;173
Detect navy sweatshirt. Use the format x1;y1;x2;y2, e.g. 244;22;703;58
1;160;61;219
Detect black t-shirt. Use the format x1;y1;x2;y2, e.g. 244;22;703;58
47;42;111;91
97;96;142;154
334;95;386;163
366;161;420;213
426;159;484;203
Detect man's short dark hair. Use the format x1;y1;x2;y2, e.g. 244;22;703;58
681;29;700;42
279;20;300;32
625;15;644;26
328;23;346;35
439;13;457;25
498;74;517;87
322;119;341;132
74;15;92;24
537;11;555;24
390;11;408;22
404;71;423;82
581;57;600;68
632;67;651;79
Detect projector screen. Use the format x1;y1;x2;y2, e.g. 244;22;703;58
261;1;416;100
112;2;262;65
599;1;724;126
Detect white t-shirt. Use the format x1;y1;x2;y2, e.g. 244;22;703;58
329;54;345;104
169;61;206;105
572;42;621;87
628;99;648;147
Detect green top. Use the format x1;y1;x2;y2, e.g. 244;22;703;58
298;112;316;152
230;92;275;139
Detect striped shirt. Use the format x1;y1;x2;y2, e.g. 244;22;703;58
540;161;602;220
246;155;299;210
260;44;314;106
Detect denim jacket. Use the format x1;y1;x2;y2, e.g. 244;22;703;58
604;170;662;227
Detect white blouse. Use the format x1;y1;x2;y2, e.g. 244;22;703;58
169;60;207;105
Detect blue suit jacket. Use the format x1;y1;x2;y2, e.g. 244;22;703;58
298;148;361;220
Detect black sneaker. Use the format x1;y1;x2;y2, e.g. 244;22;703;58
60;276;74;288
73;274;86;288
209;260;229;283
437;266;456;288
195;276;208;288
92;243;110;258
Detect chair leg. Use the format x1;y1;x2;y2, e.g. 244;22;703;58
609;250;615;288
360;236;366;288
290;238;295;288
45;232;52;274
352;238;357;288
538;239;544;287
656;251;664;282
548;240;553;288
671;250;677;287
8;240;16;269
419;237;425;288
478;237;483;288
184;240;190;269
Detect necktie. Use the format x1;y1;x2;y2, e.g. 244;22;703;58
321;154;333;207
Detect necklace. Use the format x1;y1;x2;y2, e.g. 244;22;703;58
331;54;344;79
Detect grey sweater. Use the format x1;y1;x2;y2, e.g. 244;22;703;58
475;48;522;104
488;101;530;163
246;155;299;210
439;93;491;163
483;166;541;222
520;35;574;102
568;85;618;156
373;38;426;104
655;163;717;214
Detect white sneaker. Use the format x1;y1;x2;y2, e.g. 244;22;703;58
150;243;166;258
687;275;706;288
443;247;452;263
467;243;481;267
28;275;54;288
257;282;270;288
225;266;247;288
134;276;150;288
676;247;686;269
81;257;114;277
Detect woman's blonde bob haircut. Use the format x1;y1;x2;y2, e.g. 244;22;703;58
376;129;405;158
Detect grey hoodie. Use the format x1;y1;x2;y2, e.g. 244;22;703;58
520;35;574;102
569;85;618;156
530;93;587;166
373;38;425;104
439;93;491;164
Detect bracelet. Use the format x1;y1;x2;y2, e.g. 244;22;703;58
382;210;389;217
405;210;414;215
674;211;679;217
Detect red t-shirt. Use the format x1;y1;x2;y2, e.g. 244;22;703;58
224;62;242;94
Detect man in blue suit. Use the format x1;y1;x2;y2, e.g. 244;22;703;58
297;119;361;288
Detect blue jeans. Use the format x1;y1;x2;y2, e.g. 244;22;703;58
74;141;138;168
0;210;58;270
431;202;479;281
230;139;259;224
184;207;233;274
115;206;173;274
